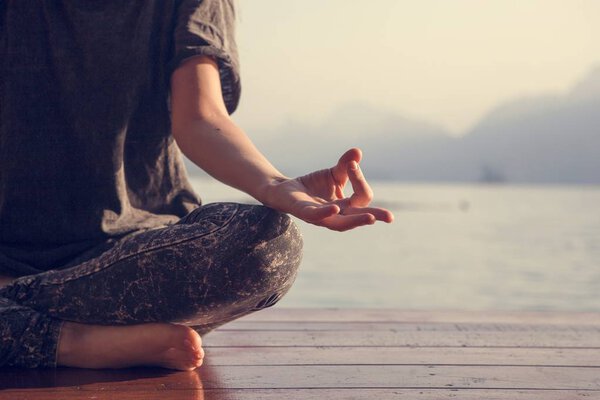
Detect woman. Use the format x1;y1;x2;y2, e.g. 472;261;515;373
0;1;393;370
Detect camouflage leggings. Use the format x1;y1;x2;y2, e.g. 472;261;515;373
0;203;302;368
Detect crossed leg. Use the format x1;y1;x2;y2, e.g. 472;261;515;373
0;203;302;369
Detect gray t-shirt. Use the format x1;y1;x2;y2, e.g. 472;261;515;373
0;0;240;276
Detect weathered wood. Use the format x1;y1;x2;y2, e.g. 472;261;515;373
1;365;600;391
1;389;599;400
172;365;600;390
2;308;600;399
232;308;600;325
196;389;600;400
204;329;600;348
204;346;600;367
2;389;599;400
219;321;600;332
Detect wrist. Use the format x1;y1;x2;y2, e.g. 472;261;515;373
256;175;289;209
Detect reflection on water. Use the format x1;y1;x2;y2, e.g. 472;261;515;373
190;178;600;312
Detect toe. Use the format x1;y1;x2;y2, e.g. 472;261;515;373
172;325;202;351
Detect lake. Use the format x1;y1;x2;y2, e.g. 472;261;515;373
189;178;600;311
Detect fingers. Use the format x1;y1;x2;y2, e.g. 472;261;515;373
309;204;394;231
331;149;373;207
347;161;373;207
316;213;376;232
288;147;394;230
339;205;394;223
297;203;393;231
297;204;340;222
331;148;362;185
329;168;345;199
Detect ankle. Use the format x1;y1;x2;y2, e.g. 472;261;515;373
57;322;93;366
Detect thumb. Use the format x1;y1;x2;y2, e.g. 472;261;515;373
331;148;362;185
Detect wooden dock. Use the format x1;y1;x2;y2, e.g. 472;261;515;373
1;308;600;399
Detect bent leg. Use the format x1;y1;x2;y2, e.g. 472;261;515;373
0;203;302;367
0;203;302;329
0;297;62;367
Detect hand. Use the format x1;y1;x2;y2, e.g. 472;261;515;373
263;148;394;231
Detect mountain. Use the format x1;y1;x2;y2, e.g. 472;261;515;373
184;66;600;184
255;101;456;180
462;67;600;183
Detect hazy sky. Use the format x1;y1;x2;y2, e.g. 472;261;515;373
232;0;600;135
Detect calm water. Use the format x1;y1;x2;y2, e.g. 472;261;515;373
189;178;600;311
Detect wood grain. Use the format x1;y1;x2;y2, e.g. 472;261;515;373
226;308;600;325
2;389;600;400
1;389;599;400
203;346;600;367
2;365;600;390
2;308;600;399
204;329;600;348
218;321;600;332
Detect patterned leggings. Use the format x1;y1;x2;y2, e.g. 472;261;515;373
0;203;303;368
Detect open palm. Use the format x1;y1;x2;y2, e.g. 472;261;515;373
265;148;394;231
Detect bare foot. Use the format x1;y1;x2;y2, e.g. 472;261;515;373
57;321;204;370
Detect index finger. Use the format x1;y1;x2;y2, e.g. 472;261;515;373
331;148;362;185
348;161;374;207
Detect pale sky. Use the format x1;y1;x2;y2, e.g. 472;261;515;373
232;0;600;135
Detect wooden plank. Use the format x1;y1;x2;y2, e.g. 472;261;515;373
1;389;599;400
196;389;600;400
219;321;600;332
204;330;600;348
3;309;600;399
204;346;600;367
197;365;600;390
233;308;600;325
1;366;599;390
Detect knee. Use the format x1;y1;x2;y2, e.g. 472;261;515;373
231;205;303;304
248;207;303;291
171;204;303;323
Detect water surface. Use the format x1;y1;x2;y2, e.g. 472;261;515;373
190;178;600;311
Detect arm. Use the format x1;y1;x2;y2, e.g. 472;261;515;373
170;56;393;231
170;56;284;202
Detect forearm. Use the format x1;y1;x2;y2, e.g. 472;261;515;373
173;113;287;203
169;57;392;231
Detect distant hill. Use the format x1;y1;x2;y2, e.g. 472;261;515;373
461;66;600;183
184;66;600;184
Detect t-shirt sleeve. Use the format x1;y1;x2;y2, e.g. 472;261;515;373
169;0;240;114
